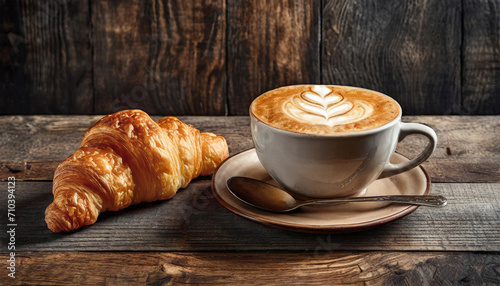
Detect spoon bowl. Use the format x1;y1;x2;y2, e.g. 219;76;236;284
226;176;447;213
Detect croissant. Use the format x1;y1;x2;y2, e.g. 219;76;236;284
45;110;229;232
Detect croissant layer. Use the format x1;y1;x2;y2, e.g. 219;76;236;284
45;110;228;232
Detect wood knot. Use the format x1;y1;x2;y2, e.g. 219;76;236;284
162;263;187;278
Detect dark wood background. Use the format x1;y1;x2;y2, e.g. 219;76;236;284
0;0;498;115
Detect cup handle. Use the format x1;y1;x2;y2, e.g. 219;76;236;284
378;122;437;179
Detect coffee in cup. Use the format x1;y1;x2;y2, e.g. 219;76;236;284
250;85;436;198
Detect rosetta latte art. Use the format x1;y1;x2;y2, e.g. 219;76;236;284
283;85;374;126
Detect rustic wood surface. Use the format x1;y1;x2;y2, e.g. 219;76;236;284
1;251;499;285
0;115;252;181
2;0;499;116
0;0;92;114
462;0;500;115
0;115;498;182
0;115;499;284
322;0;461;115
0;180;498;252
226;0;320;115
92;0;226;115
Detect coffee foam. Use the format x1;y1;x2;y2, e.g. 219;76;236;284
284;85;374;127
251;85;400;134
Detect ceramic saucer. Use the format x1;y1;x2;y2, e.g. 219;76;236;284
212;148;431;233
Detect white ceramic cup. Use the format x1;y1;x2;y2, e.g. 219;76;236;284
250;87;437;198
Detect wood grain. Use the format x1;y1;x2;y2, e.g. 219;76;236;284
0;114;497;283
92;0;226;115
1;0;499;116
0;115;497;182
322;0;461;115
397;116;500;183
462;0;500;115
0;0;92;114
1;180;498;252
0;251;498;285
0;115;252;181
227;0;320;115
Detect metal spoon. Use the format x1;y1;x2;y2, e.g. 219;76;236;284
226;176;447;212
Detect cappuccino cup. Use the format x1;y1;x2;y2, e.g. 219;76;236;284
250;85;437;198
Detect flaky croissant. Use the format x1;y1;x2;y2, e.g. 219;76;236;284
45;110;228;232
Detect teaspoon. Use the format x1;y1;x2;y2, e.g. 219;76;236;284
226;176;447;213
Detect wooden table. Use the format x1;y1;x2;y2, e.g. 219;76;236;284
0;115;499;285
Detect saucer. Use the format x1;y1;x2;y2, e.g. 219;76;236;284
212;148;430;233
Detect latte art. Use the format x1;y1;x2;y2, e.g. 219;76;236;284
283;85;374;126
250;85;400;134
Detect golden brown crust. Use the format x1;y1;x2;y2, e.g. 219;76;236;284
45;110;229;232
199;133;229;176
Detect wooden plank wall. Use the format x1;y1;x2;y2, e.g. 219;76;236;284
0;0;499;115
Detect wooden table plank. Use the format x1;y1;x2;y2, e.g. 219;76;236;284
462;0;500;115
0;116;498;182
0;0;92;115
0;114;498;283
227;0;320;115
0;115;252;181
398;116;500;183
322;0;461;115
1;181;498;252
92;0;226;115
1;251;499;285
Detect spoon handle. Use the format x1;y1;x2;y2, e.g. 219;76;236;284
305;195;447;207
